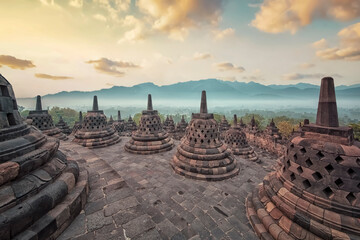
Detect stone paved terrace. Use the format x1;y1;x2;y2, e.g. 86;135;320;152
58;137;278;240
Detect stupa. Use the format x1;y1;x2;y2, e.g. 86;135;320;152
224;114;258;162
171;91;240;181
264;118;281;139
219;115;230;139
71;111;82;135
165;116;176;137
0;74;87;239
108;115;114;126
248;115;258;131
125;94;174;154
246;77;360;239
73;96;120;148
113;110;125;135
55;115;72;135
124;115;137;136
163;116;170;128
239;117;246;128
174;115;188;140
27;95;67;140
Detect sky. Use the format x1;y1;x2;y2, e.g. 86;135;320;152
0;0;359;98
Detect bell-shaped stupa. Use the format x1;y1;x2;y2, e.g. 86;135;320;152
27;95;67;140
55;115;72;135
224;115;258;161
0;74;86;239
71;111;83;135
171;91;240;181
73;96;120;148
125;94;174;154
246;77;360;240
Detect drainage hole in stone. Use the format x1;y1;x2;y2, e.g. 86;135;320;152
153;200;162;205
178;191;184;195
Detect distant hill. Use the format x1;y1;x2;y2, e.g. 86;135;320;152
17;79;360;110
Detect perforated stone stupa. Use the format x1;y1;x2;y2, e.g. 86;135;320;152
174;115;188;140
55;115;72;135
73;96;120;148
171;91;240;181
246;77;360;240
124;115;137;136
219;115;230;139
113;110;125;135
71;111;82;135
0;74;87;239
164;116;176;137
27;95;68;141
264;118;281;140
125;94;174;154
224;114;258;162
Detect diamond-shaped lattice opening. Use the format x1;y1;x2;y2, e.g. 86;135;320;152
302;180;311;189
286;160;291;167
290;143;294;148
335;178;344;188
357;158;360;166
347;168;356;178
312;172;323;181
335;155;344;164
346;192;356;205
305;158;313;167
316;151;324;159
357;183;360;189
300;147;306;154
325;164;334;174
297;166;303;174
323;187;334;198
290;173;296;181
293;153;298;161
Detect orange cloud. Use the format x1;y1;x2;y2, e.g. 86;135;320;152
213;28;235;40
137;0;225;40
298;63;315;69
35;73;73;80
252;0;360;34
0;55;36;70
86;58;140;77
215;62;245;73
315;22;360;61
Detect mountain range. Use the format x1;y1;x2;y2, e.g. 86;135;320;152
17;79;360;109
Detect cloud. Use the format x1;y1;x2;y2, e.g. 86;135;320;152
35;73;73;80
213;28;235;40
93;14;107;22
252;0;360;34
315;22;360;61
69;0;83;8
86;58;140;77
93;0;131;22
0;55;36;70
193;52;213;60
282;72;342;80
298;63;315;69
312;38;328;49
137;0;225;41
215;62;245;73
118;15;148;43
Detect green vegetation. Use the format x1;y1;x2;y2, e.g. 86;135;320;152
349;122;360;141
20;107;79;127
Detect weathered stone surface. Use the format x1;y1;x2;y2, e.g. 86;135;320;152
246;77;360;240
73;96;120;148
125;94;174;154
224;115;259;162
171;91;239;181
0;74;87;240
26;95;68;141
